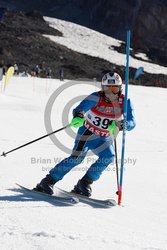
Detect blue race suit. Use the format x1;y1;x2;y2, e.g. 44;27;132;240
50;91;136;182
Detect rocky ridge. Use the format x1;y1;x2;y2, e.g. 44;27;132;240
0;9;166;87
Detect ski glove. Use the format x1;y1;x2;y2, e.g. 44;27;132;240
115;120;130;131
108;121;120;139
69;117;86;128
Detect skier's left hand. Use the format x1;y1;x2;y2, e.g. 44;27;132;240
115;120;130;131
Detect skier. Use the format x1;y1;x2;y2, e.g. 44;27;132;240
59;67;64;81
14;63;19;75
34;72;136;197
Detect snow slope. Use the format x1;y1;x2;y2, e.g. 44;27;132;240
43;17;167;75
0;75;167;250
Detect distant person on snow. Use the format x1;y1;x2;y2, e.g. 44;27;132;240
33;65;41;77
59;68;64;81
46;68;52;78
14;63;19;75
3;66;6;75
34;72;136;197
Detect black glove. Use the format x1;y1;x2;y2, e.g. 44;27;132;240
115;120;124;131
73;110;84;118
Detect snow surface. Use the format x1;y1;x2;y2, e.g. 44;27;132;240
0;75;167;250
43;17;167;75
134;52;150;61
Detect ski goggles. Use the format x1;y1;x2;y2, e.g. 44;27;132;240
103;85;121;94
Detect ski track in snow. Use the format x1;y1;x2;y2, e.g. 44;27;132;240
0;74;167;249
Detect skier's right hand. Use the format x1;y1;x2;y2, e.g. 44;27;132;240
69;117;86;128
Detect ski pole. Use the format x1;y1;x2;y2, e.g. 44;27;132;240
118;30;131;206
114;139;120;193
1;125;69;157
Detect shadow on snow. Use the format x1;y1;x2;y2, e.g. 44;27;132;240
0;187;74;207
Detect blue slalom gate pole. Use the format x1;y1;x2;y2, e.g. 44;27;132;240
118;30;131;205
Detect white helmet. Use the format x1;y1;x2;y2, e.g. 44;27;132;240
102;72;122;86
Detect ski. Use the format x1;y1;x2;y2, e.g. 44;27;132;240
54;186;117;208
16;183;79;205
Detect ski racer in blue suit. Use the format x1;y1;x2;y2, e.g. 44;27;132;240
34;72;136;197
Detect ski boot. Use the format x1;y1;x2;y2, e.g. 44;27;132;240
33;174;56;195
72;174;93;197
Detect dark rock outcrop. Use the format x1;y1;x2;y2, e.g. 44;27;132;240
1;0;166;67
0;9;166;87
